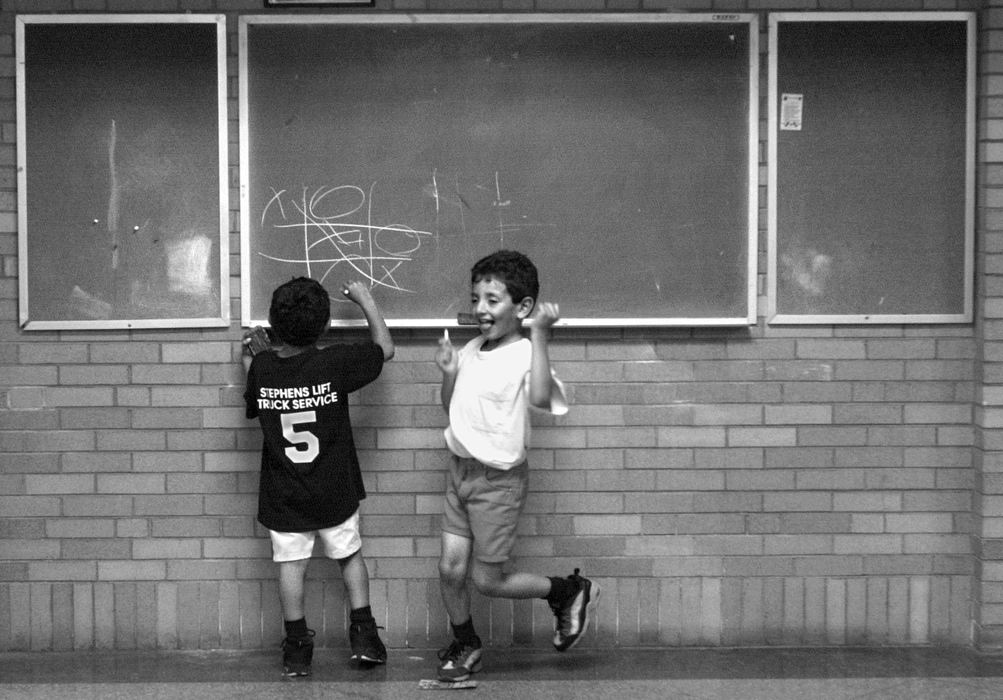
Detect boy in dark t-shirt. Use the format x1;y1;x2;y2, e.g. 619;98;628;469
242;277;394;677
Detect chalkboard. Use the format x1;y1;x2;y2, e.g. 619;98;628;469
767;13;975;324
239;14;758;327
17;15;230;330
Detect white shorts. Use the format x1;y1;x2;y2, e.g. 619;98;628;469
268;510;362;563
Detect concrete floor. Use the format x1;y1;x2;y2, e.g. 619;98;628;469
2;646;1003;699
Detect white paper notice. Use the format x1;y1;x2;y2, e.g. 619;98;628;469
780;93;803;131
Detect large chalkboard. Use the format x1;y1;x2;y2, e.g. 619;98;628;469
767;13;975;324
239;14;758;327
17;15;230;330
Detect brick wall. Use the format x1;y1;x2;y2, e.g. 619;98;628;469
0;0;991;651
979;0;1003;651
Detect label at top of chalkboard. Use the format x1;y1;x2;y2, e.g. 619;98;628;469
713;14;741;21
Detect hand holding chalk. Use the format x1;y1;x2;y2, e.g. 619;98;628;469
342;280;370;305
436;326;457;374
343;278;377;308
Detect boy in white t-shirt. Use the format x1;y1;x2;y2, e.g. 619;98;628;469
433;250;598;683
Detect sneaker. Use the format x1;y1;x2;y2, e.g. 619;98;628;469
436;637;482;682
349;618;387;665
280;629;315;677
550;568;599;652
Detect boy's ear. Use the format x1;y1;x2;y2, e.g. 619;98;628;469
516;296;535;320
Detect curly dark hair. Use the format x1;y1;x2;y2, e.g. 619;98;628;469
268;277;331;347
471;250;539;305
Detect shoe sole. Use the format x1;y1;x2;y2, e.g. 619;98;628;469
437;658;482;683
560;581;600;652
352;654;387;665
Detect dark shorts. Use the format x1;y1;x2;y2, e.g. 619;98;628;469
442;456;529;563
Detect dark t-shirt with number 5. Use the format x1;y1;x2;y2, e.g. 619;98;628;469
244;343;384;532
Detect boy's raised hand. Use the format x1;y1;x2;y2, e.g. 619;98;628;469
341;280;395;361
342;280;374;307
529;302;561;330
436;329;458;375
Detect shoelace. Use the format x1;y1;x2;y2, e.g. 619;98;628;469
351;621;385;633
281;629;315;648
438;639;466;662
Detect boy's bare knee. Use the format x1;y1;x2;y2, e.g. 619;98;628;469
439;557;467;586
336;550;360;565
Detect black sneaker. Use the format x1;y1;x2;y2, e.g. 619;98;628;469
349;618;387;665
550;569;599;652
280;629;315;677
436;637;482;682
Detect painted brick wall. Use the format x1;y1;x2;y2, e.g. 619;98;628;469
978;0;1003;651
0;0;989;651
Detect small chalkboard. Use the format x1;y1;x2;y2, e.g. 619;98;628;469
767;13;975;324
17;15;230;330
239;14;759;327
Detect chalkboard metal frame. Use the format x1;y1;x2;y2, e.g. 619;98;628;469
767;12;976;325
239;13;759;328
266;0;374;5
16;14;230;330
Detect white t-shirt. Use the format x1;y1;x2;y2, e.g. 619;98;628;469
444;336;568;470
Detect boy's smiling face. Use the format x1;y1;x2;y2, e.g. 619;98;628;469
471;276;534;349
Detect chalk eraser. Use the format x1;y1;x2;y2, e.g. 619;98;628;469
456;312;478;325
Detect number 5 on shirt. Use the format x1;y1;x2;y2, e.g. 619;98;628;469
281;411;319;463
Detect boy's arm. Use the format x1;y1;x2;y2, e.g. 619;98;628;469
440;371;457;413
528;302;561;409
343;281;395;361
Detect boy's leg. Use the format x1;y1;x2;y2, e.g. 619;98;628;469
458;457;598;653
469;560;598;652
469;560;550;599
318;514;386;665
277;558;315;677
278;558;310;621
338;550;386;665
439;531;473;624
437;531;482;682
339;548;371;610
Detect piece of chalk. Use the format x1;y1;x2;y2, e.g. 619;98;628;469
456;312;478;325
443;328;449;343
